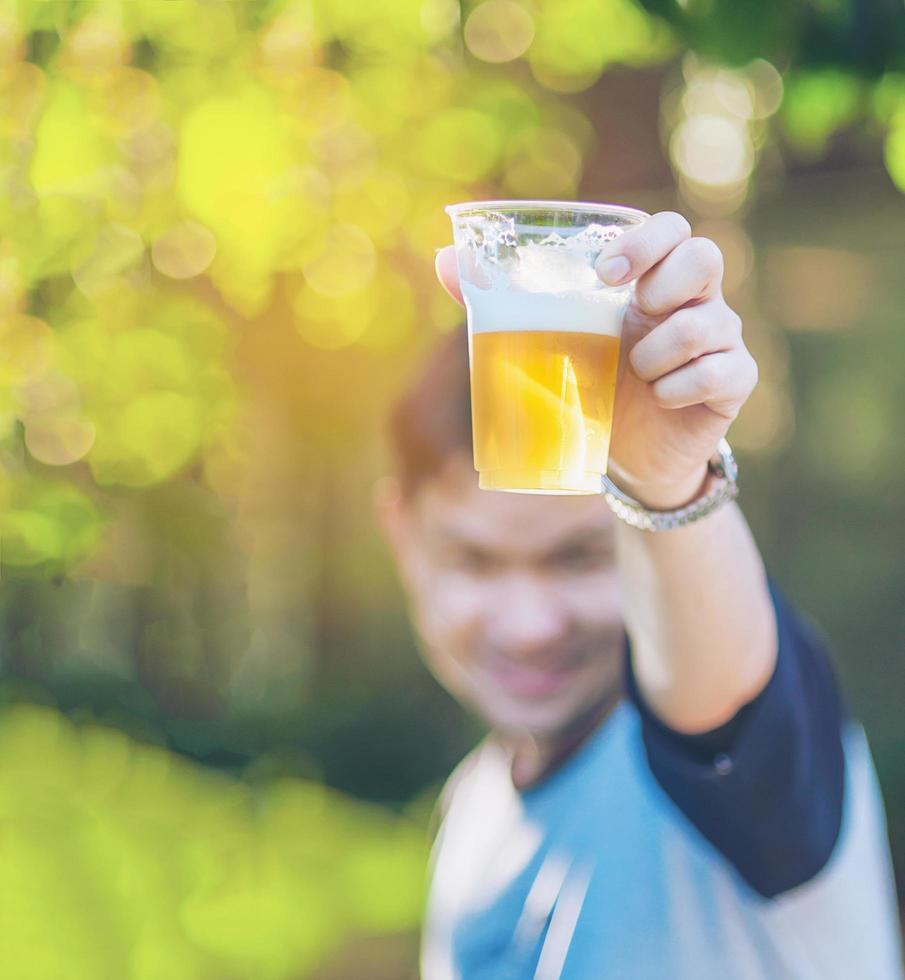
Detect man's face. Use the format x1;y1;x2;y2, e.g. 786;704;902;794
383;454;625;740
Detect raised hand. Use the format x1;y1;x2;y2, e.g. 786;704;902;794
594;211;757;508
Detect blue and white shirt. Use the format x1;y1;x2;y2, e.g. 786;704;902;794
422;587;903;979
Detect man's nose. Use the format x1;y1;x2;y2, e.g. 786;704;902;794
485;575;569;660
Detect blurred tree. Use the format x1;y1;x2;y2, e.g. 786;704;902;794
638;0;905;74
0;702;429;979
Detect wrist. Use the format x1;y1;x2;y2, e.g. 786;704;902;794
607;465;710;511
603;442;739;532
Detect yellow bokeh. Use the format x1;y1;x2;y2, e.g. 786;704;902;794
94;66;163;135
89;389;204;488
293;278;377;350
29;82;111;196
178;86;295;272
302;223;376;300
0;703;427;978
151;221;218;280
333;171;411;247
255;10;322;90
0;476;102;568
417;107;503;182
24;411;96;467
0;61;46;139
464;0;536;64
71;222;147;298
504;127;584;198
530;0;671;93
57;12;129;87
0;314;55;385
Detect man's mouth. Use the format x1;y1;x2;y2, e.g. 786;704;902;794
481;653;583;698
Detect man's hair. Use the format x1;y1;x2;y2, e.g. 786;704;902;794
388;326;472;497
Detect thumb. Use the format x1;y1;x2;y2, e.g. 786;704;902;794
435;245;464;307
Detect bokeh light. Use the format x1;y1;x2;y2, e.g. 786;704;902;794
0;475;102;569
884;109;905;193
417;107;503;182
0;703;428;979
302;224;376;300
464;0;535;65
71;222;146;297
24;412;96;467
0;315;55;385
529;0;670;93
667;56;784;215
504;126;584;197
151;221;218;280
781;70;863;155
744;59;784;119
671;114;755;187
57;13;128;86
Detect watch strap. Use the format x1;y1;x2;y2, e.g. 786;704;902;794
601;439;739;532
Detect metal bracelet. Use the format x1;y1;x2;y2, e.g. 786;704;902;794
601;439;739;532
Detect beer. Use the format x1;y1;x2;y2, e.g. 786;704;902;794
446;201;647;494
471;328;620;494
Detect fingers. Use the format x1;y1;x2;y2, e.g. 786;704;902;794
596;211;691;286
633;237;724;316
435;245;464;306
629;301;741;382
650;349;759;418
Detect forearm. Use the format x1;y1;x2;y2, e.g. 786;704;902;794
615;499;777;733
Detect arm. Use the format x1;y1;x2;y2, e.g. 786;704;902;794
597;214;845;895
614;501;776;733
594;211;773;732
624;584;846;897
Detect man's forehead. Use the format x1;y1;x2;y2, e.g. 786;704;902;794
413;455;615;551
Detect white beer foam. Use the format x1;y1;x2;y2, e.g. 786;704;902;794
453;218;632;336
463;281;630;336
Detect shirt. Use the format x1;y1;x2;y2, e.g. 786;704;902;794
421;585;903;979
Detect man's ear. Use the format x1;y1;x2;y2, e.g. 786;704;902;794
373;475;412;575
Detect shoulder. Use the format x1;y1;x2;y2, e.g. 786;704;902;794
430;738;508;835
437;744;485;819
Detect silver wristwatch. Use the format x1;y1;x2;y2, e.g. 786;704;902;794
601;439;739;532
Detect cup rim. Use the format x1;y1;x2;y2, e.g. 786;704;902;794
444;199;650;222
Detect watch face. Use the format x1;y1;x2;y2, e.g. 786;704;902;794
713;439;738;483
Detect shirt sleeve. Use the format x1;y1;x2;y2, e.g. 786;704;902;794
624;580;847;899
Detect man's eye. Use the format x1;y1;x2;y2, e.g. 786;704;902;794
547;548;610;572
453;549;497;574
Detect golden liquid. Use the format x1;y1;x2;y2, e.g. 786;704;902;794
471;329;620;494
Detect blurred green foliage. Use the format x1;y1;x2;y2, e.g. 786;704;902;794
0;702;428;979
0;0;678;577
1;0;903;576
638;0;905;74
1;0;904;974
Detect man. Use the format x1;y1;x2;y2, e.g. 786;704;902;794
378;212;903;978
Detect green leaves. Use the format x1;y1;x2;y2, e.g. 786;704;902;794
0;704;429;979
0;477;102;570
780;69;864;156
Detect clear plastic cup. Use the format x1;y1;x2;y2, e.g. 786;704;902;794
446;200;648;494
